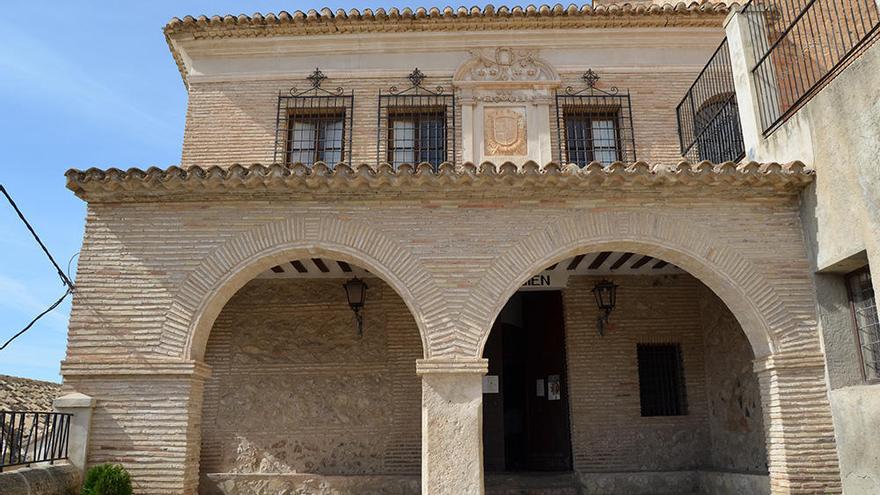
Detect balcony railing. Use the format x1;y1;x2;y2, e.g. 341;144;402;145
744;0;880;133
676;38;746;163
0;411;71;471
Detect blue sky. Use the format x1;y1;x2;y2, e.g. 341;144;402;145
0;0;483;382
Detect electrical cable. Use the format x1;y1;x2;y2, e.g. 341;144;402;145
0;288;72;351
0;184;75;291
0;183;77;351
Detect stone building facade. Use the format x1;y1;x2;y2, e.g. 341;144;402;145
58;2;877;494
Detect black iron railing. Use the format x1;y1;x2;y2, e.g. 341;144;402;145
744;0;880;133
676;38;746;163
0;411;71;471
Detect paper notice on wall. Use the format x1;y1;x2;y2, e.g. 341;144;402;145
547;374;561;401
536;379;545;397
482;375;499;394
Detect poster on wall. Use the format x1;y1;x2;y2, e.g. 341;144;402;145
547;374;561;401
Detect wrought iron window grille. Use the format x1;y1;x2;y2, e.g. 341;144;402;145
555;69;637;167
846;267;880;383
676;38;746;163
636;343;688;417
273;68;354;167
377;68;456;171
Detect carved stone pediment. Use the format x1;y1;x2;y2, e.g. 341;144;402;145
453;47;561;88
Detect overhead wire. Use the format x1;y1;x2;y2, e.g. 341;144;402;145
0;184;76;351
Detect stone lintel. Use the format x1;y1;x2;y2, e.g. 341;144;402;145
416;357;489;375
61;359;213;379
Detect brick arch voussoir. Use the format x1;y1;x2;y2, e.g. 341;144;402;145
157;217;440;361
465;212;799;360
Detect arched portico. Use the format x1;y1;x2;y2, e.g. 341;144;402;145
156;216;441;362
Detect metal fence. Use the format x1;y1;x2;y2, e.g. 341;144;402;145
0;411;71;471
676;38;745;163
744;0;880;133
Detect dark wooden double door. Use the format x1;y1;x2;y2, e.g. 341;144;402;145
482;290;573;472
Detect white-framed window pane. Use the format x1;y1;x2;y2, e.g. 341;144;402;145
592;119;618;163
320;119;344;164
392;119;416;166
289;120;316;164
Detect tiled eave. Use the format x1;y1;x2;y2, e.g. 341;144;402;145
66;161;813;202
164;2;735;86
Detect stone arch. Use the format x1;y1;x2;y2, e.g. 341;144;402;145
157;217;441;361
465;211;814;360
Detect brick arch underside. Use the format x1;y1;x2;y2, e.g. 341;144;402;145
464;211;819;361
157;217;440;362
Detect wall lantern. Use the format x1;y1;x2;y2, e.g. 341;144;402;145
592;279;618;336
343;277;368;336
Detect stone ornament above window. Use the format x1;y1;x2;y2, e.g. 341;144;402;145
484;107;528;156
453;47;561;88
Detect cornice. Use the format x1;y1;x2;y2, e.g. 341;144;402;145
165;2;736;87
66;161;813;202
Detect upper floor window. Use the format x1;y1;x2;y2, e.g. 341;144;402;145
274;68;353;167
378;69;456;170
637;343;688;416
556;69;636;167
387;108;446;168
847;267;879;382
287;110;346;166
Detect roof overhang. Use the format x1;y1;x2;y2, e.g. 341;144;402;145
66;161;813;203
163;2;736;87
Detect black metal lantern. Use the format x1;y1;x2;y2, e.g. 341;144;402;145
592;279;618;336
343;277;368;336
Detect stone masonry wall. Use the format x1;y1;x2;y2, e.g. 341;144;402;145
700;286;768;473
181;70;698;168
199;278;423;487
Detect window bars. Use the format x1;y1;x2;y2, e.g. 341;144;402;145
274;68;354;167
377;68;456;170
846;267;879;382
676;38;746;163
636;343;688;417
0;411;71;471
555;70;636;167
743;0;880;134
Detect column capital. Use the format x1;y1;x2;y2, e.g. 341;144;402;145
53;392;95;409
753;351;827;373
416;357;488;376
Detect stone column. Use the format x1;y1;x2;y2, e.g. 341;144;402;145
53;392;96;473
417;357;488;495
754;353;843;494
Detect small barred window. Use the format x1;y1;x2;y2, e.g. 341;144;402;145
846;267;879;381
273;68;353;167
378;69;455;170
637;343;688;417
555;69;636;167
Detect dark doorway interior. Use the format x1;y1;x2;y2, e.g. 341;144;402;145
483;290;573;472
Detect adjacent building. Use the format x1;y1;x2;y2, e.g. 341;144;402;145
59;1;879;494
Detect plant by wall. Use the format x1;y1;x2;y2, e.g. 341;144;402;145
81;464;133;495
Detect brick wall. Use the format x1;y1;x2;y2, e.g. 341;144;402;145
564;274;766;474
181;69;699;168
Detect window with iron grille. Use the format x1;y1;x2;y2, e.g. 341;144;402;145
637;343;688;417
556;69;636;166
273;68;354;167
846;267;879;382
378;69;455;170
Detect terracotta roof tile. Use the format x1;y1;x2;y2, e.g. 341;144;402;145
66;160;812;201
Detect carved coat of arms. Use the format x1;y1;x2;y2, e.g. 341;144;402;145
484;107;527;156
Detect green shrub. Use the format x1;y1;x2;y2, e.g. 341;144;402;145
81;463;132;495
